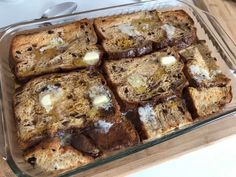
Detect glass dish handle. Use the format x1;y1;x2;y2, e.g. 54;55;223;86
196;7;236;72
0;83;7;159
0;38;7;158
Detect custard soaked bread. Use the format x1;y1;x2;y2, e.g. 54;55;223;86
24;137;93;173
104;48;188;105
95;10;196;59
179;41;230;88
137;97;192;140
14;70;121;149
179;41;232;118
84;117;140;152
185;86;232;118
11;19;102;81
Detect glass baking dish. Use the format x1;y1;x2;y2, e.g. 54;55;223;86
0;0;236;176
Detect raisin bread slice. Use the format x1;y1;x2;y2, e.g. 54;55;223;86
185;86;232;118
11;19;101;81
137;97;192;140
158;10;197;50
179;41;230;87
95;10;196;59
14;70;120;149
104;49;188;106
95;10;164;59
24;137;93;174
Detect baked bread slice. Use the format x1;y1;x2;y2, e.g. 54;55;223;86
70;133;101;158
185;86;232;118
24;137;93;173
84;118;140;152
94;10;196;59
14;70;120;149
137;97;192;140
95;10;162;59
11;19;101;81
179;41;230;87
158;10;197;50
104;49;188;106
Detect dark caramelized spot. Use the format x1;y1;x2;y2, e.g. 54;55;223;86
177;106;185;114
40;86;48;92
102;19;106;22
54;83;61;87
48;30;54;34
71;53;77;57
16;51;21;54
124;88;129;94
32;44;37;47
58;32;62;37
27;157;37;166
101;80;106;85
27;47;33;51
162;109;168;114
62;121;69;126
80;24;85;29
67;95;73;99
51;149;56;152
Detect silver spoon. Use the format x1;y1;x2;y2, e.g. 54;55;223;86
41;2;77;18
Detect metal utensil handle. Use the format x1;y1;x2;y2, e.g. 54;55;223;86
41;2;77;18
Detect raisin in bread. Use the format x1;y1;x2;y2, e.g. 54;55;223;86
94;10;196;59
136;97;192;140
104;48;188;106
14;70;120;149
185;86;232;118
179;41;230;87
24;137;93;173
11;19;101;81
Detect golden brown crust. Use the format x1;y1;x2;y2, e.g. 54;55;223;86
103;49;188;106
94;10;197;59
184;86;232;119
11;19;100;81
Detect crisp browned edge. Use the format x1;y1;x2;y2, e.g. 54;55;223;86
10;19;100;82
11;44;103;83
183;86;233;120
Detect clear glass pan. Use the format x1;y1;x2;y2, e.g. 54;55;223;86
0;0;236;176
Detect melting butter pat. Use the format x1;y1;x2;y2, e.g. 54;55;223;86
161;24;175;39
92;95;110;108
160;56;177;66
39;86;64;113
127;73;147;88
40;94;53;113
83;51;100;65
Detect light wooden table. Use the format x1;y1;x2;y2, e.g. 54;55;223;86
0;0;236;176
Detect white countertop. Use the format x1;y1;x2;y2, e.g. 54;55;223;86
0;1;236;177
